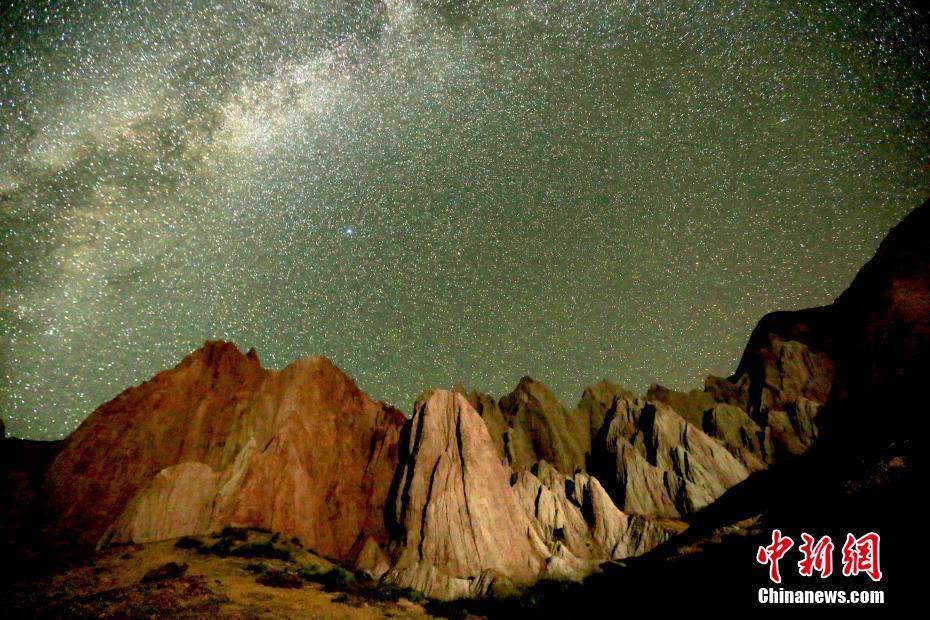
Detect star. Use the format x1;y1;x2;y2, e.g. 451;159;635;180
0;0;927;439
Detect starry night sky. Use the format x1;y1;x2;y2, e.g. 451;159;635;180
1;1;928;439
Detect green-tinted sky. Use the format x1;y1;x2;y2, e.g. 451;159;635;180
1;0;928;439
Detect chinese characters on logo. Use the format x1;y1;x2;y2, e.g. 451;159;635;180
756;530;882;583
756;529;794;583
840;533;882;581
798;533;834;578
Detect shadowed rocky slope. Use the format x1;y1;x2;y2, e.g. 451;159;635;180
473;198;929;615
379;199;927;616
0;431;63;567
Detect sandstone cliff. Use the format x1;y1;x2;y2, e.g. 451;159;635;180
4;349;680;600
589;397;749;517
383;390;669;599
41;341;406;564
384;390;549;598
6;334;832;599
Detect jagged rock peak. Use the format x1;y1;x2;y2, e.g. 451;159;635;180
645;384;713;425
507;375;562;403
180;339;260;368
382;389;671;598
179;340;354;381
590;397;749;518
581;380;636;402
498;376;587;474
576;380;637;440
385;389;547;598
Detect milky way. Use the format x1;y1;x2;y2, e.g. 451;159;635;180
1;1;928;439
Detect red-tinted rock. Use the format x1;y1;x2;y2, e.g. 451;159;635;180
42;341;405;563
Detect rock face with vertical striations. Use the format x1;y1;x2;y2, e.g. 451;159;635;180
385;390;549;598
465;390;531;469
573;381;637;454
650;338;831;464
646;384;770;471
41;341;406;564
512;461;669;576
590;397;750;518
703;337;831;460
705;334;835;420
2;340;822;600
496;377;588;474
466;378;636;476
382;390;670;599
6;348;676;600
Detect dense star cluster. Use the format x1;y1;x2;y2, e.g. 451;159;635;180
1;1;928;439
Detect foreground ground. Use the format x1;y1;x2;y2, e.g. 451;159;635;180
2;529;433;619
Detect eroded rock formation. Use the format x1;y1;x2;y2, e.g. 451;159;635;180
42;342;406;563
2;335;834;599
384;390;548;598
383;390;669;599
476;377;588;475
590;397;749;518
649;338;830;465
5;201;926;602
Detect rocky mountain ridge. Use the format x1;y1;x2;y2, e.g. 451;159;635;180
0;332;825;599
33;343;406;566
4;199;926;603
